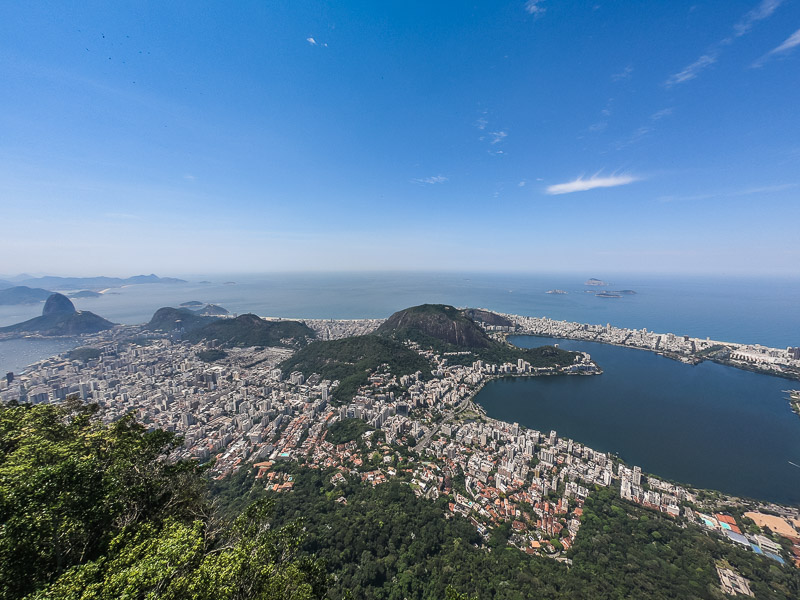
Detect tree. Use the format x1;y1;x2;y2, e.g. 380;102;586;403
0;403;326;600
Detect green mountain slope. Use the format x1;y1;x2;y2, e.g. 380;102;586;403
377;304;495;349
279;334;431;401
186;314;315;348
377;304;577;368
145;307;221;332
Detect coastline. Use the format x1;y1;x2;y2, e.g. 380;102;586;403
489;311;800;383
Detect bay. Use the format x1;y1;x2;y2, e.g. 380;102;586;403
0;337;82;375
475;336;800;505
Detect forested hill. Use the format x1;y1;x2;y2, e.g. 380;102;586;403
377;304;496;349
186;314;315;348
279;334;431;402
376;304;578;368
146;306;221;332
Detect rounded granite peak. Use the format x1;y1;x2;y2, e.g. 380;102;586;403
42;293;77;316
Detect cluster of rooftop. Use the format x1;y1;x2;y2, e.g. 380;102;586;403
2;312;798;570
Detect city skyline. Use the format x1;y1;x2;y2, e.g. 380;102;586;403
2;1;799;275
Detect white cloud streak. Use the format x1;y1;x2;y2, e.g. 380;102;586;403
489;131;507;144
666;53;718;86
733;0;784;37
524;1;546;16
546;174;640;195
665;0;785;86
306;37;317;45
650;107;674;121
412;175;448;185
754;27;800;66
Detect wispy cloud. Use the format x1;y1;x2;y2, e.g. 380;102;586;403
659;183;796;202
474;117;488;130
665;0;785;86
412;175;448;185
666;53;718;87
306;37;317;46
588;99;614;133
524;1;546;16
611;65;633;81
733;0;784;37
183;174;196;181
518;181;527;187
614;109;674;149
650;107;674;121
546;173;640;195
614;126;654;150
753;27;800;66
489;131;507;144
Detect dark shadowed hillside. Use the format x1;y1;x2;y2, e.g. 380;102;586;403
186;314;315;348
145;307;220;333
377;304;495;349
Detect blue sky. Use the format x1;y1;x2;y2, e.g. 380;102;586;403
1;1;799;276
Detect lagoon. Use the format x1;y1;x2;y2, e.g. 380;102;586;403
475;336;800;505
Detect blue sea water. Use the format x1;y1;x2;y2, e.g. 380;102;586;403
1;272;799;374
476;336;800;505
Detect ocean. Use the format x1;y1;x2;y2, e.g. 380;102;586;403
1;271;799;372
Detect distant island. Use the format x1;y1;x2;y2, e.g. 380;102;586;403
596;292;622;298
195;304;229;316
584;278;608;286
68;290;102;299
180;300;204;307
546;289;568;295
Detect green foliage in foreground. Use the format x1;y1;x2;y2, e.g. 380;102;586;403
212;464;800;600
4;403;798;600
0;402;325;600
279;335;432;402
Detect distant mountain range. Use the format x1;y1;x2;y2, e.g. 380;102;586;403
0;293;115;336
0;274;185;292
0;286;53;305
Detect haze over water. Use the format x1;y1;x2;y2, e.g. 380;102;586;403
2;272;799;374
477;336;800;506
